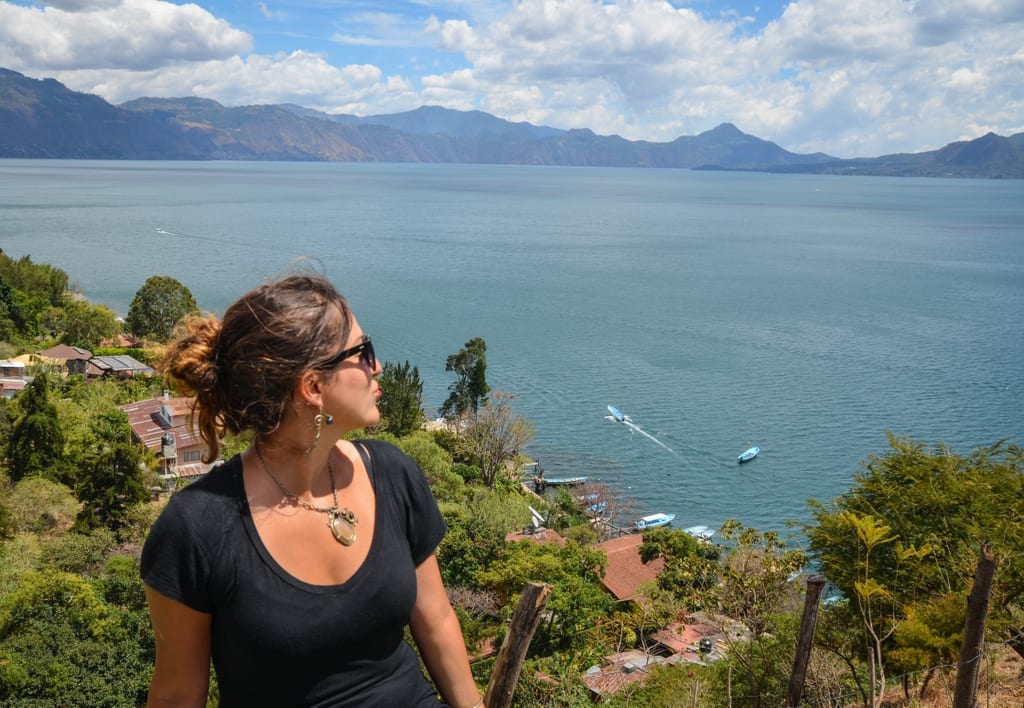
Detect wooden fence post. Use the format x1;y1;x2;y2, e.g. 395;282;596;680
953;543;996;708
484;582;552;708
786;574;827;707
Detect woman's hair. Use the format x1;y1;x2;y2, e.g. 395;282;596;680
161;273;352;462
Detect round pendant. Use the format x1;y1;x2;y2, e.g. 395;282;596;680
329;512;357;546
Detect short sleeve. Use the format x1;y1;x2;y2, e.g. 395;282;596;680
360;441;447;566
401;454;448;566
141;490;214;613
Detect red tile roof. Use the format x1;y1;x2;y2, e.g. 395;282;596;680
597;533;664;601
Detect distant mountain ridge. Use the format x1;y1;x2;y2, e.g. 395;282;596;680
2;68;1021;177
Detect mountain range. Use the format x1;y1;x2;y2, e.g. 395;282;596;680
2;68;1022;178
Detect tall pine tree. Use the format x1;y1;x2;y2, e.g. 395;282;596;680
8;373;64;483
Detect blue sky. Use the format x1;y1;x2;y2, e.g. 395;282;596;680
1;0;1022;157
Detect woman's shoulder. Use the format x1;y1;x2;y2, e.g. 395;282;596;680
353;439;426;491
161;455;244;521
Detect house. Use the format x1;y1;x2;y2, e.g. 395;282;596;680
36;344;93;376
0;359;29;398
647;615;725;663
596;533;665;603
121;392;218;481
89;354;154;379
581;649;686;699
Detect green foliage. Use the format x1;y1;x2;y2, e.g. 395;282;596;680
73;441;149;533
805;435;1024;694
377;360;424;437
101;555;148;611
38;527;116;576
0;569;152;706
604;660;715;707
392;431;466;501
0;251;70;341
7;476;79;535
0;534;43;599
476;539;613;655
8;374;65;483
125;274;198;342
638;527;720;599
0;498;12;542
713;520;806;639
890;591;964;679
53;298;122;350
436;488;532;587
439;337;489;419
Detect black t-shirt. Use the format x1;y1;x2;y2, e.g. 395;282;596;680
141;440;448;707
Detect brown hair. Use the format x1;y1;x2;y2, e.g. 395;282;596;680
161;273;352;462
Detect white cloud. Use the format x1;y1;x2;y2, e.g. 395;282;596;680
0;0;1021;156
0;0;251;71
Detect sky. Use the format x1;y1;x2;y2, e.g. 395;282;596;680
1;0;1022;158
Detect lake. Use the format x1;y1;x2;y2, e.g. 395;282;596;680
2;159;1021;536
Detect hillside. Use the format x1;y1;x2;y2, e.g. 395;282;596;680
2;67;1021;177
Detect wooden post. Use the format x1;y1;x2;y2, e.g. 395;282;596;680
953;543;996;708
484;582;552;708
786;574;827;707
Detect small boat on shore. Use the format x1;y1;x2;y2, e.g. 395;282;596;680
533;474;587;492
545;475;587;486
738;446;760;463
684;525;715;541
635;512;676;530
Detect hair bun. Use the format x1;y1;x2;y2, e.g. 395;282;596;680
161;314;222;394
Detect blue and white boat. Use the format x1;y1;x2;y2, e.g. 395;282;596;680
635;512;676;530
606;405;626;422
684;525;716;541
738;446;760;463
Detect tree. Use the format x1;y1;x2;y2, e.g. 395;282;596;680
709;521;806;708
805;436;1024;698
8;374;64;483
56;298;122;349
73;440;149;533
476;539;613;655
7;476;79;536
0;569;152;705
377;360;424;437
125;275;197;342
439;337;489;419
459;391;534;488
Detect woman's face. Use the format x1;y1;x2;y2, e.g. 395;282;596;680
320;315;382;432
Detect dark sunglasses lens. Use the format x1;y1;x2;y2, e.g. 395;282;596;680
361;341;376;369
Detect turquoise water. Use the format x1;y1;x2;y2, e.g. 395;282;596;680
2;160;1021;535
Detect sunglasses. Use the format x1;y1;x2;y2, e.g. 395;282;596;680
324;337;376;371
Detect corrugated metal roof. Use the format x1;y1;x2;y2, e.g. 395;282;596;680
120;396;204;453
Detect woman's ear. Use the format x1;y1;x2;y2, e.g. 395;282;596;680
295;369;326;409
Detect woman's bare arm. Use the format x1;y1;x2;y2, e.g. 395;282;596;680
144;584;213;708
409;554;483;708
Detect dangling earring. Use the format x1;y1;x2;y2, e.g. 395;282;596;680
303;407;334;456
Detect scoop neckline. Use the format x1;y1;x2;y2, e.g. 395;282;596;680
237;444;380;594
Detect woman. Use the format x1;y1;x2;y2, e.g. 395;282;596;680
141;272;483;707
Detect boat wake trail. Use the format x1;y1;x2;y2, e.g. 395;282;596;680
622;420;677;455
